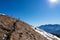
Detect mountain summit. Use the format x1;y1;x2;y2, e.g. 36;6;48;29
0;14;60;40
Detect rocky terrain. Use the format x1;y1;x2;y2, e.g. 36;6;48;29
0;14;60;40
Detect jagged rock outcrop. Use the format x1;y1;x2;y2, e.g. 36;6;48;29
0;14;60;40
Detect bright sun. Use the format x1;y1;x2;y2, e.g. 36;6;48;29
48;0;59;8
49;0;58;3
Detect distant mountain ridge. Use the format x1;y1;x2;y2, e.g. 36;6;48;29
38;24;60;37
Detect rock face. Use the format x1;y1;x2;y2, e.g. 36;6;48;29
0;14;60;40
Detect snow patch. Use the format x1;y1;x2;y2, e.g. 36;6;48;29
0;13;6;15
31;27;60;40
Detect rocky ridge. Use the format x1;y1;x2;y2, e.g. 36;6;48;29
0;14;60;40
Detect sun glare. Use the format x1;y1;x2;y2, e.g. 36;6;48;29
47;0;60;8
49;0;58;3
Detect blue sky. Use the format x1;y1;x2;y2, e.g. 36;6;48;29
0;0;60;26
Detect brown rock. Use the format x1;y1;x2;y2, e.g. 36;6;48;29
0;14;59;40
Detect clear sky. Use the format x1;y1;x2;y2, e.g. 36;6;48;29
0;0;60;26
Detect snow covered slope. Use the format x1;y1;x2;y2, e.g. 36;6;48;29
32;27;60;40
